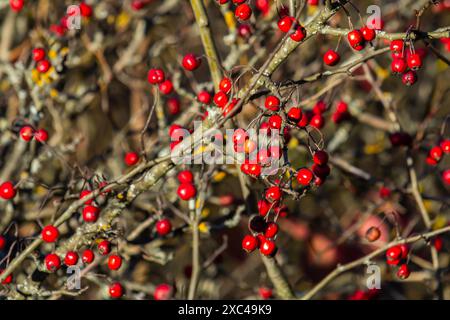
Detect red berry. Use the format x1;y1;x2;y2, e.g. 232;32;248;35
390;39;404;52
36;59;51;73
402;70;417;86
297;168;313;186
0;181;17;200
154;283;173;300
287;107;302;122
264;222;279;238
177;170;194;184
177;183;196;200
386;245;402;261
237;24;252;38
442;169;450;185
277;16;295;33
42;225;59;243
265;95;280;111
429;146;443;161
259;287;273;299
34;128;49;142
213;91;229;108
131;0;146;10
407;53;422;70
219;77;232;94
433;237;443;252
323;50;340;66
147;68;165;84
235;3;252;21
361;26;376;41
259;238;276;256
379;186;391;198
109;282;124;298
399;244;409;259
80;190;93;205
98;240;111;255
64;251;79;266
182;54;201;71
45;253;61;272
268;114;282;130
167;97;180;115
290;25;306;42
79;2;93;17
9;0;24;12
82;205;100;223
232;128;248;145
336;101;348;113
242;235;258;253
0;236;5;250
82;249;95;264
257;199;271;217
312;163;330;178
440;140;450;153
265;186;282;203
347;30;364;49
124;151;139;166
310;114;324;129
159;80;173;95
156;219;172;236
391;58;407;74
0;269;13;284
397;264;410;280
20;125;34;141
313;150;329;165
197;91;211;104
32;48;45;62
108;254;123;270
313;100;327;114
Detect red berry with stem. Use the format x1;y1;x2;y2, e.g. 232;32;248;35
235;3;252;21
242;235;258;253
154;283;173;300
147;68;165;84
34;128;49;142
42;225;59;243
440;140;450;153
397;264;410;280
259;238;276;256
259;287;272;299
323;50;340;66
264;222;279;238
0;269;13;284
219;77;232;94
64;251;79;266
277;16;295;33
159;79;173;95
313;100;327;114
257;199;271;217
82;205;100;223
335;101;348;113
290;25;306;42
361;26;376;41
177;183;196;200
20;125;34;141
79;2;93;17
9;0;24;12
287;107;302;122
312;163;330;178
443;169;450;185
407;53;422;70
402;70;417;86
310;114;324;129
124;152;139;166
313;150;329;165
82;249;95;264
197;91;211;104
177;170;194;184
167;97;180;115
45;253;61;272
268;114;282;130
237;24;252;38
36;59;51;73
108;254;123;270
390;39;404;52
182;53;201;71
109;282;124;298
156;219;172;236
98;240;111;255
265;95;280;111
386;245;402;261
213;91;228;108
32;48;45;62
347;30;364;49
297;168;313;186
265;186;282;203
0;181;17;200
429;146;443;161
391;58;407;74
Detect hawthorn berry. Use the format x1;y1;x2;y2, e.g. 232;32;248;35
310;114;324;129
390;39;404;52
257;199;271;217
82;205;100;223
323;50;340;66
177;183;196;200
242;235;258;253
213;91;229;108
259;238;276;256
9;0;24;12
265;95;280;111
45;253;61;272
131;0;146;10
235;3;252;21
386;245;402;262
290;25;306;42
124;151;139;166
429;146;443;161
109;282;124;298
347;30;364;49
197;91;211;104
391;58;407;74
182;54;201;71
80;190;93;205
365;226;381;242
440;139;450;153
154;283;173;300
237;24;252;38
108;254;123;270
265;186;282;203
443;169;450;185
82;249;95;264
34;128;49;142
287;107;302;122
259;287;273;299
0;270;13;284
277;16;295;33
361;26;376;41
98;240;111;255
433;237;443;252
36;59;51;73
219;77;232;94
20;125;34;142
0;181;17;200
407;53;422;70
312;163;330;178
297;168;313;186
159;79;173;95
313;100;327;114
42;225;59;243
177;170;194;184
268;115;282;130
64;251;79;266
0;236;5;250
147;68;165;84
402;70;417;86
264;222;279;238
79;2;93;17
156;219;172;236
32;48;45;62
313;150;329;165
397;264;410;280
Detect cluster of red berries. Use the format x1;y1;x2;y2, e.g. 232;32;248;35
147;67;180;115
212;77;240;117
277;15;307;42
0;181;17;200
389;39;425;86
331;100;350;124
50;2;93;37
80;189;101;223
385;244;410;280
19;125;48;143
176;170;196;201
425;139;450;185
31;47;51;74
347;26;376;51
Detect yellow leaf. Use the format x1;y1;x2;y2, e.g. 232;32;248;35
198;222;210;234
213;171;226;182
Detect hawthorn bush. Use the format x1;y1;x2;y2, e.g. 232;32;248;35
0;0;449;300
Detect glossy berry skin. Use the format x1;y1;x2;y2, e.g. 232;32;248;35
297;168;313;186
259;287;272;299
429;146;443;161
109;282;124;298
36;59;51;73
154;283;173;300
268;115;282;130
265;186;282;203
235;3;252;21
197;91;211;104
390;39;404;52
386;245;402;261
159;80;173;95
167;97;180;115
177;183;196;200
182;54;201;71
0;236;6;250
237;24;252;38
361;26;376;41
82;205;100;223
9;0;24;12
80;190;93;205
98;240;111;255
440;140;450;153
64;251;79;266
347;30;364;49
147;68;165;84
407;53;422;70
20;125;34;141
277;16;295;33
264;222;279;238
242;235;258;253
290;25;306;42
177;170;194;184
219;77;232;94
79;2;93;17
443;169;450;185
42;225;59;243
213;91;228;108
313;150;329;165
0;269;13;284
257;199;271;217
402;70;417;86
310;114;324;129
391;58;407;74
265;96;280;111
32;48;46;62
323;50;340;66
45;254;61;272
259;238;276;256
156;219;172;236
108;254;123;270
34;128;49;142
124;152;139;166
312;163;330;178
433;237;443;252
287;107;302;122
0;181;17;200
397;264;410;280
82;249;95;264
